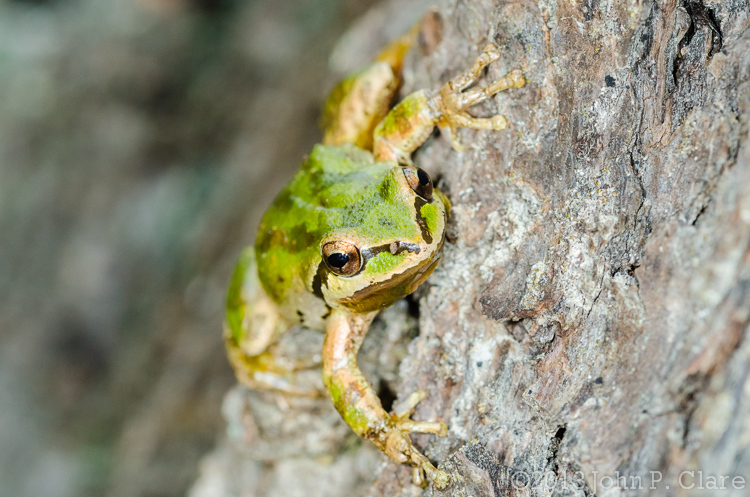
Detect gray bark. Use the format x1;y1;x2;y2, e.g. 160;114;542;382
192;1;750;496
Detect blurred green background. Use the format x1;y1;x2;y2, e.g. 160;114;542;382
0;0;380;495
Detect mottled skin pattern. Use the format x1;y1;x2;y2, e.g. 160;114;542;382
257;145;448;314
225;34;525;488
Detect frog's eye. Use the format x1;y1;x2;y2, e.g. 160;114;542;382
322;241;362;277
403;166;433;201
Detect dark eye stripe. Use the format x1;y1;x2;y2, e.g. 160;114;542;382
359;242;421;270
413;196;433;244
312;261;328;299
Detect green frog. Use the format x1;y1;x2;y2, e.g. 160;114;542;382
224;33;525;488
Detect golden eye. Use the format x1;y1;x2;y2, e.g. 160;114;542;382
403;166;433;201
322;241;362;276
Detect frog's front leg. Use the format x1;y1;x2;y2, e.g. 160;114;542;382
322;310;449;488
373;44;526;163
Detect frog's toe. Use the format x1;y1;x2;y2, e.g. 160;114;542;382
397;418;448;436
434;44;525;127
449;44;500;91
382;407;449;488
437;124;466;152
425;465;450;489
393;390;427;418
448;113;509;132
506;68;527;89
391;390;447;436
409;450;449;489
481;43;501;62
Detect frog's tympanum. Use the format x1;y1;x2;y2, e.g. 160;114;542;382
225;33;525;488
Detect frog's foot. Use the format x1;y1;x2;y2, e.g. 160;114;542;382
383;391;449;489
432;44;526;151
392;391;448;435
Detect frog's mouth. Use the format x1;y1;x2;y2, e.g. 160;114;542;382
336;231;446;314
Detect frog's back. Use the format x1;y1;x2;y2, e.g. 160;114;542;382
255;144;396;328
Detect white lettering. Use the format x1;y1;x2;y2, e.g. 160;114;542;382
651;471;663;489
591;470;599;494
704;474;719;490
680;471;695;489
630;475;643;489
615;471;627;488
718;475;729;489
732;476;745;489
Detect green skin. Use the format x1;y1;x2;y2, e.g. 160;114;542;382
256;144;447;316
225;41;525;488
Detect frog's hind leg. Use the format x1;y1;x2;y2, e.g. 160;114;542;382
224;248;323;397
373;23;420;79
320;26;419;150
224;339;323;397
320;62;399;150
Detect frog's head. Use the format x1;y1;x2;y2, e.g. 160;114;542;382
319;164;450;313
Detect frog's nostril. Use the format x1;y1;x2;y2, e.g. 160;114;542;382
389;241;421;255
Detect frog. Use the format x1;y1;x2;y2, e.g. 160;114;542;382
224;30;525;488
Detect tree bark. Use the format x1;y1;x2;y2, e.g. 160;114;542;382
191;1;750;496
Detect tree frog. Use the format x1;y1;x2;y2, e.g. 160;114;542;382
225;32;525;488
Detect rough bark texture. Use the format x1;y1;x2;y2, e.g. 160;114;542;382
192;0;750;496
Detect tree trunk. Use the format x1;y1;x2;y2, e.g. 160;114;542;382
191;1;750;496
